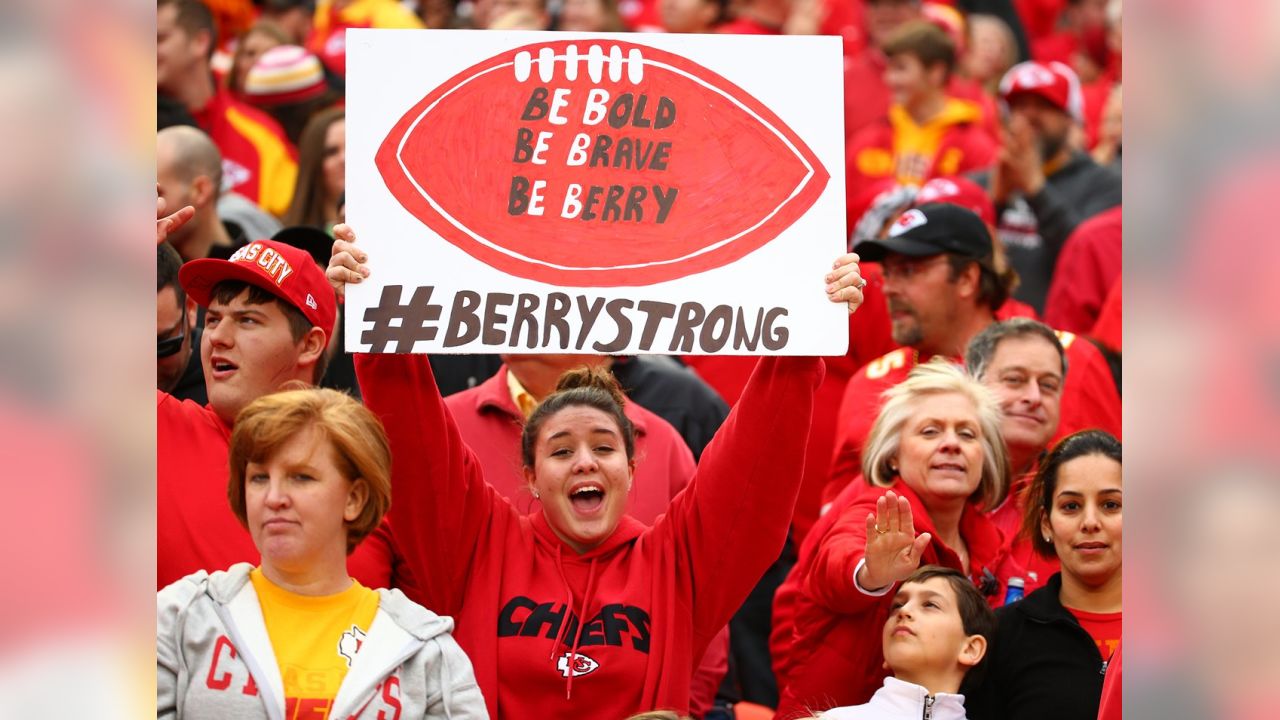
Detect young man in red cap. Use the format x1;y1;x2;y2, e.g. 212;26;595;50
156;230;409;592
979;60;1121;313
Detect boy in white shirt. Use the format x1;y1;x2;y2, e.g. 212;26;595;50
821;566;997;720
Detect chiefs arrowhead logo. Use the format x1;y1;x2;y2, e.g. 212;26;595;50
221;159;251;195
890;208;928;236
376;40;830;287
337;625;367;668
556;652;600;678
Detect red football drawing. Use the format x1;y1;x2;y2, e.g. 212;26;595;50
377;39;830;287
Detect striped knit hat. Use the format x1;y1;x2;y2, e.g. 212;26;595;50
244;45;328;106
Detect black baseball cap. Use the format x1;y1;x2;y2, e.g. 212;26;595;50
271;225;332;267
854;203;993;261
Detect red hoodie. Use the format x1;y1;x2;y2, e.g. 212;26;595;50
771;479;1021;719
356;353;823;718
441;364;728;718
822;328;1121;505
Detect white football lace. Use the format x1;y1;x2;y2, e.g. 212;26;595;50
513;45;645;84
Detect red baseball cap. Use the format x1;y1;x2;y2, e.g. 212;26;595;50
999;60;1083;123
179;240;337;335
914;176;996;226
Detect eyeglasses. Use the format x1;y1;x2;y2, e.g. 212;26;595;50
158;320;186;358
880;255;950;282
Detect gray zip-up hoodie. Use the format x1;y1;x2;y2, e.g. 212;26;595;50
157;564;488;720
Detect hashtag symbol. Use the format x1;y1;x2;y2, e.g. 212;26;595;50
361;285;442;352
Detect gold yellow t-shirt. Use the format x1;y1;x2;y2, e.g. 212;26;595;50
250;569;380;719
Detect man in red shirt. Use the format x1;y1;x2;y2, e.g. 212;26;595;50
157;211;407;591
158;0;298;217
965;317;1068;592
824;202;1120;505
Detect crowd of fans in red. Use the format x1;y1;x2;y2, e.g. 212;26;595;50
156;1;1122;718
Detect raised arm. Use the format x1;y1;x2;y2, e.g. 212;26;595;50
334;225;504;615
665;254;865;637
806;489;930;614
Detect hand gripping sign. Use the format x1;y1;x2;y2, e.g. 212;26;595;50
347;31;847;355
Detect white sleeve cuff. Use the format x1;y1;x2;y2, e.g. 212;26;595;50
853;558;894;596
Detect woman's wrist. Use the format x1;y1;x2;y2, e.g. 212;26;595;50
854;559;892;596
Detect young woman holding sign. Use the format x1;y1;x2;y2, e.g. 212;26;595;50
327;224;866;718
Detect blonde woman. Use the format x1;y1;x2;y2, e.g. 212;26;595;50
773;360;1021;718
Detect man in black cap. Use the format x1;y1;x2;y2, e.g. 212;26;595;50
819;202;1120;505
865;202;1014;360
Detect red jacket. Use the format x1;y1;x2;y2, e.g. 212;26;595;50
356;353;823;719
822;328;1121;505
156;392;408;591
191;88;297;217
771;479;1020;719
682;282;896;544
1043;205;1122;335
443;365;695;525
845;99;998;219
1090;276;1122;353
986;472;1061;594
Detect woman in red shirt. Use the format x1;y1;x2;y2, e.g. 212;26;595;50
328;227;868;718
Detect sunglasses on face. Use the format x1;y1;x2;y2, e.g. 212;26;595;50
158;319;186;358
881;255;950;282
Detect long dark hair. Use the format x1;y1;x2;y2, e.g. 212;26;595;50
1021;429;1123;558
282;106;344;228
